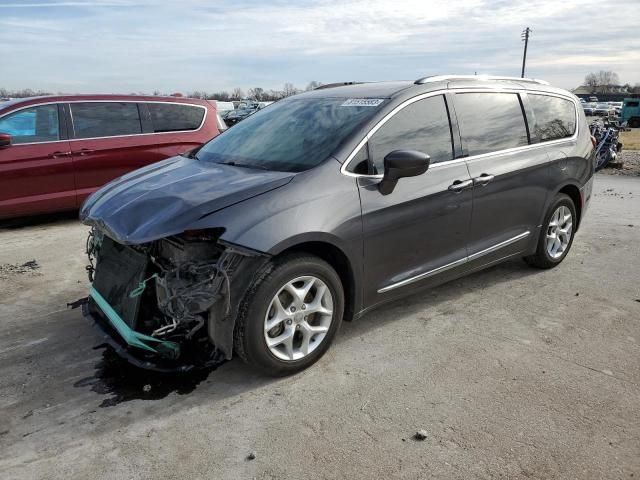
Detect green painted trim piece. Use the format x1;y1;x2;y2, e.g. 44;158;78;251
90;286;170;353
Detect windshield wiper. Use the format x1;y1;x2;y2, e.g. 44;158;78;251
218;161;270;171
181;150;200;160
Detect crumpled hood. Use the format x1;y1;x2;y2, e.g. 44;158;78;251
80;156;295;244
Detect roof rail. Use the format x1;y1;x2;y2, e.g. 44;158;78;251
314;82;366;90
414;75;549;86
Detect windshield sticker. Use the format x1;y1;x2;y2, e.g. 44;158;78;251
341;98;385;107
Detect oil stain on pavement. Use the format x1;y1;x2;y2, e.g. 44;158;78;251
74;347;224;407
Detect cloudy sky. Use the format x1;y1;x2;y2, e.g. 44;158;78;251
1;0;639;94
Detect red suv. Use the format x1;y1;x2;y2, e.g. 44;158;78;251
0;95;224;219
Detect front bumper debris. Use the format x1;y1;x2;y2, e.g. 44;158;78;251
78;228;267;371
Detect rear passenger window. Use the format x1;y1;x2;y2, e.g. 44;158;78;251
368;95;453;173
529;94;576;141
71;102;142;139
147;103;205;132
0;104;59;144
455;93;529;156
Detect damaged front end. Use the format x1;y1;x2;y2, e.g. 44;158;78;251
82;228;267;371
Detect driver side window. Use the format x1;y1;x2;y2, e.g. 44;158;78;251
0;104;60;144
368;95;453;174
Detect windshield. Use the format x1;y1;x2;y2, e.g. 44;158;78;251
596;104;609;108
196;97;387;172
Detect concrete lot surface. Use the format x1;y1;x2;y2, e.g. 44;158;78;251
1;175;639;480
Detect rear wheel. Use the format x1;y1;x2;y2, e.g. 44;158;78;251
524;193;577;269
234;254;344;376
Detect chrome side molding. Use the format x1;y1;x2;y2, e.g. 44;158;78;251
378;231;531;293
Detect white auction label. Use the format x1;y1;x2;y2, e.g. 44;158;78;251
341;98;385;107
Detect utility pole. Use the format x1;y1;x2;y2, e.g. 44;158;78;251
521;27;531;78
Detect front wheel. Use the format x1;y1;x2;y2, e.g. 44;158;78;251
234;254;344;376
524;193;577;269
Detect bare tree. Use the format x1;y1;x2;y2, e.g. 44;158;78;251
283;83;299;97
231;87;244;100
305;81;323;91
584;71;621;93
584;73;598;91
248;87;265;101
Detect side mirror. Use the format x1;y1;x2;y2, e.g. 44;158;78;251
378;149;430;195
0;133;11;148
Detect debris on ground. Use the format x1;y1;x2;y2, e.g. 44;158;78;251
414;430;428;441
142;384;152;393
599;151;640;177
246;451;257;461
0;259;42;278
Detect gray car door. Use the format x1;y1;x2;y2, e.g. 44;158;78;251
453;91;550;267
353;94;474;307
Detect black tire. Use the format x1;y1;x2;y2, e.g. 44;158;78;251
524;193;577;269
234;253;344;376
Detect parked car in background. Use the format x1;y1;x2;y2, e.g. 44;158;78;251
79;75;594;375
609;102;623;115
589;96;598;102
224;104;259;126
594;103;615;117
620;98;640;127
0;95;223;219
582;102;597;116
215;101;235;114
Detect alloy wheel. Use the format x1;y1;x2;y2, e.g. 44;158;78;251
263;276;334;361
546;205;573;259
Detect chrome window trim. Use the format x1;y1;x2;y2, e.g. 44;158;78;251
0;100;208;146
0;102;63;146
341;87;580;178
378;230;530;293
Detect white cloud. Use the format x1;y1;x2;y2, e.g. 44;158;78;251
0;0;638;92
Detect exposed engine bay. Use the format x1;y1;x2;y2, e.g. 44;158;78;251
83;228;267;370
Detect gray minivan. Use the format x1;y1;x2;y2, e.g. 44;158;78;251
79;75;594;375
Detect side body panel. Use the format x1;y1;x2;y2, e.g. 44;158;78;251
68;102;218;206
70;133;160;206
0;139;76;218
0;102;76;219
358;162;473;307
463;147;550;264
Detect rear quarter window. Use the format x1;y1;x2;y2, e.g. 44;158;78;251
454;92;529;156
528;94;576;142
147;103;205;132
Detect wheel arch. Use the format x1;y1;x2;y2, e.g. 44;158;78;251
275;240;358;322
558;183;582;230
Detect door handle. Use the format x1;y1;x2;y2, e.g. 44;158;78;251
48;151;72;159
473;174;494;186
448;179;474;193
78;148;94;156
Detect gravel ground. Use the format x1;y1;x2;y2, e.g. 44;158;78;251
1;175;639;480
600;150;640;176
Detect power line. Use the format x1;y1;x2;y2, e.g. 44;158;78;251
521;27;531;78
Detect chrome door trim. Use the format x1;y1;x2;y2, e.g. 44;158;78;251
466;231;530;261
341;87;579;178
377;230;530;294
377;257;467;294
0;100;208;146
